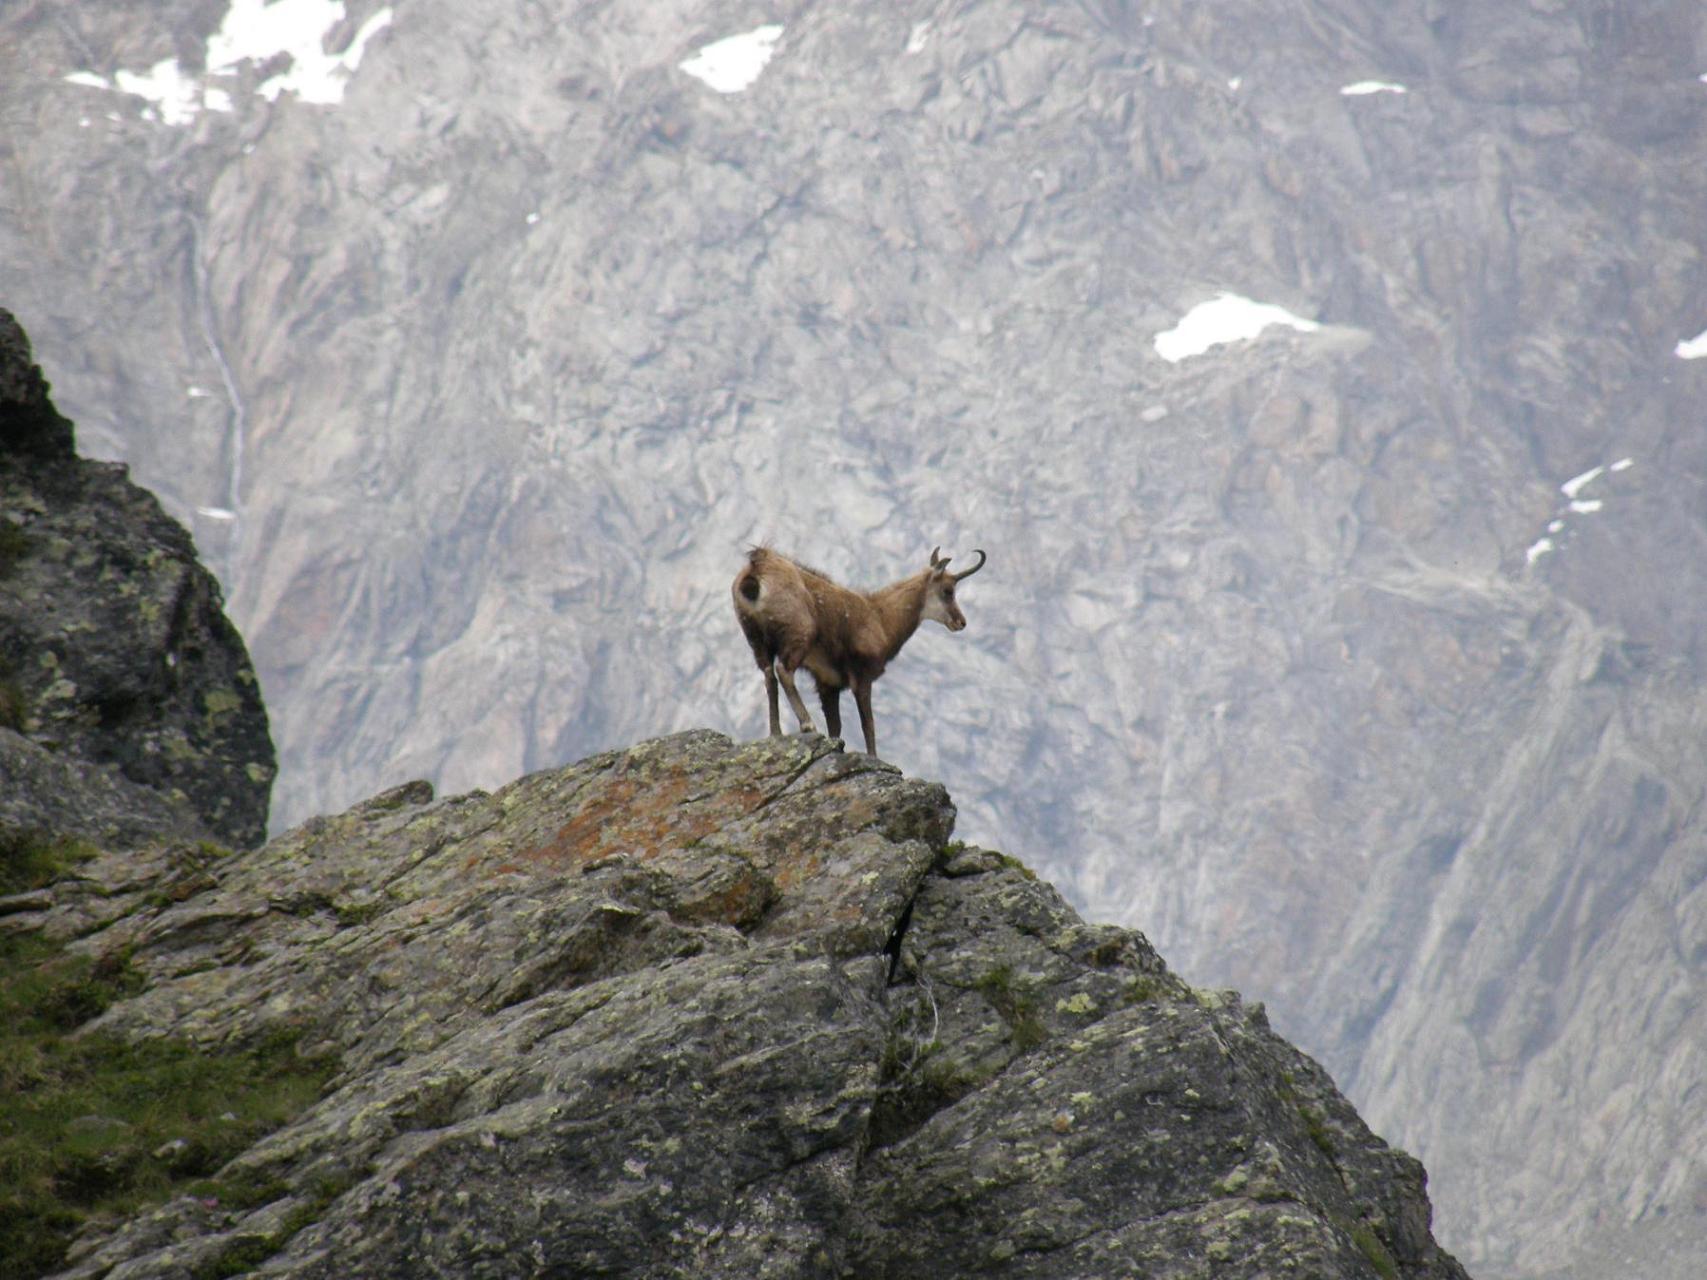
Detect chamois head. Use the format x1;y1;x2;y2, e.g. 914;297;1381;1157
922;546;986;633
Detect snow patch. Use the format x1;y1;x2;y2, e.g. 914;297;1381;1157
61;1;392;125
907;23;931;55
210;0;394;105
1676;328;1707;359
679;25;784;94
197;506;237;521
1524;458;1634;571
1154;293;1320;363
67;59;226;126
1561;465;1604;500
1341;80;1407;96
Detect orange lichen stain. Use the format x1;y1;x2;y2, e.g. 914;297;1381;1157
670;871;775;931
511;770;771;872
771;852;824;892
396;896;449;927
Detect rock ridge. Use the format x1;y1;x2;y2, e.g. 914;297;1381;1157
10;730;1469;1279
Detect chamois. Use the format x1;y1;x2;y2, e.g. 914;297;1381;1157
732;545;986;757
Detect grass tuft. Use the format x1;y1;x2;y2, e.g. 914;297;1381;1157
0;830;98;897
0;929;338;1278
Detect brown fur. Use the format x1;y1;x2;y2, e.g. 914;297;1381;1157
731;545;981;756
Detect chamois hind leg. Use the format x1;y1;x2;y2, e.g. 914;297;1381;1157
818;685;843;741
852;676;877;756
775;661;817;735
763;663;783;737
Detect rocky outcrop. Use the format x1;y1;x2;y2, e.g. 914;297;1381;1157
0;309;273;848
14;730;1464;1280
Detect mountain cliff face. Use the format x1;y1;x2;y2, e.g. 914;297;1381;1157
5;3;1707;1275
11;728;1467;1280
0;309;273;849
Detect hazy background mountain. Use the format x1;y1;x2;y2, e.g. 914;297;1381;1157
4;1;1706;1275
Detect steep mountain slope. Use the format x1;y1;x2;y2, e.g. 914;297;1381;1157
4;3;1706;1274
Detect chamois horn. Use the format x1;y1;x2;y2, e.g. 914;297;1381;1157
949;549;986;582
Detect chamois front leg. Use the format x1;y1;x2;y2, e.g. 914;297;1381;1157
775;660;817;735
852;675;877;756
818;685;843;742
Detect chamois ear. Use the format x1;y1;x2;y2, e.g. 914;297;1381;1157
929;546;950;575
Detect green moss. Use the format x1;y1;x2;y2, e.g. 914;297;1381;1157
0;673;26;731
0;517;30;577
975;965;1048;1050
188;1169;363;1279
192;1233;285;1280
202;688;242;721
0;830;98;896
1300;1103;1335;1157
1274;1072;1337;1159
141;843;231;912
1349;1222;1399;1279
186;1166;292;1212
0;930;339;1279
334;899;386;928
1122;974;1168;1004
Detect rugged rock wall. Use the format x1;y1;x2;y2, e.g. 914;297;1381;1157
0;308;274;848
5;3;1707;1274
14;730;1466;1280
